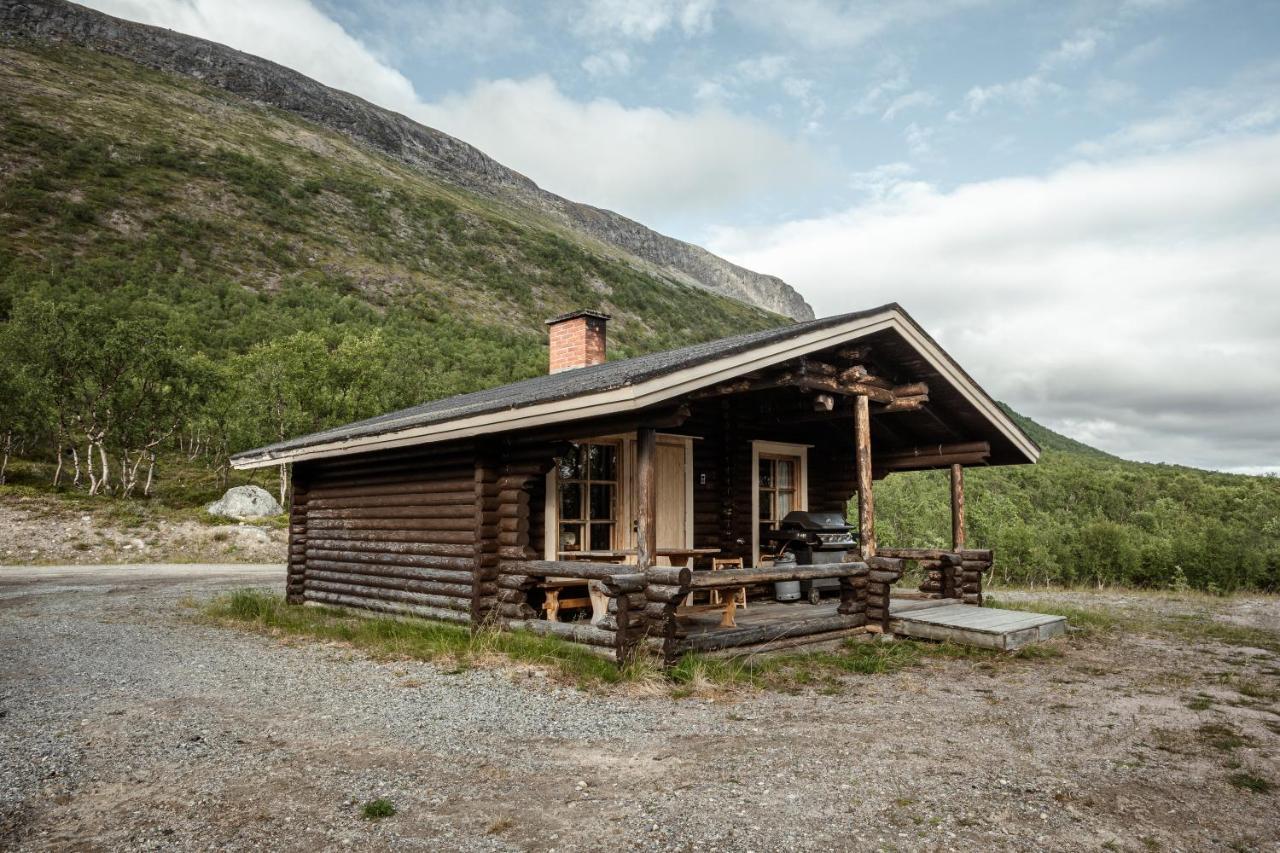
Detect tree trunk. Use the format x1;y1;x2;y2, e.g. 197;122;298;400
97;441;110;495
144;451;156;498
85;440;98;495
278;462;289;509
0;431;11;486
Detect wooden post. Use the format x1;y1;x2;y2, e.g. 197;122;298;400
636;427;657;571
854;394;875;559
950;463;966;550
470;447;499;631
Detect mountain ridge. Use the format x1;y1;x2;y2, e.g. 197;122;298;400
0;0;815;321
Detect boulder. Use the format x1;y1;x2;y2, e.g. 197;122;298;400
206;485;283;519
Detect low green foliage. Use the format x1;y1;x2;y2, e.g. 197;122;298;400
1226;772;1273;794
360;798;396;820
203;590;1046;693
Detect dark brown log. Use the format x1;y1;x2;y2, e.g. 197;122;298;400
505;619;617;647
674;613;870;653
683;563;868;588
306;558;475;584
951;463;966;550
304;591;471;624
308;517;474;532
305;582;471;613
306;492;475;510
307;538;474;558
636;427;657;571
305;481;475;500
306;549;475;572
854;393;875;559
307;570;482;599
304;528;475;545
307;505;476;520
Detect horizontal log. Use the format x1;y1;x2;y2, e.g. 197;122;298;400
304;481;476;500
867;557;904;571
603;573;647;594
683;563;869;589
524;560;636;581
307;492;475;510
645;566;693;586
878;452;991;472
308;570;482;599
692;624;870;659
306;557;476;584
307;539;474;558
305;580;471;612
673;613;870;653
303;592;471;625
303;528;474;545
307;505;477;520
504;619;617;648
308;518;474;532
499;545;538;561
868;570;900;583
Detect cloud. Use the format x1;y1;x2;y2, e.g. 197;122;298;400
953;26;1106;119
708;133;1280;471
415;76;813;222
81;0;812;225
882;90;936;121
1074;60;1280;156
731;0;985;51
88;0;423;114
581;49;633;78
572;0;715;41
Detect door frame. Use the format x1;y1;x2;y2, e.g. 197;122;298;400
751;440;810;566
543;432;694;559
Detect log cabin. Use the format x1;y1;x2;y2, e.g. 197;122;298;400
231;305;1040;663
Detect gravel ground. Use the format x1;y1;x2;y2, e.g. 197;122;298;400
1;565;1278;851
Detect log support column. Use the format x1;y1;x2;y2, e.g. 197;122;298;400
470;446;500;631
950;463;966;550
854;394;875;560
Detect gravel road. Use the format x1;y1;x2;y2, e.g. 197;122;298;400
1;565;1277;851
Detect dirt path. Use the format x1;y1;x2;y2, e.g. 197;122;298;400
1;565;1277;851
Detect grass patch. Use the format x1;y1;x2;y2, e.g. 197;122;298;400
1196;723;1250;752
1226;772;1273;794
361;798;396;819
202;590;1049;693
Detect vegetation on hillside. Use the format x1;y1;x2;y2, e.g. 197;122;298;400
1;42;1276;592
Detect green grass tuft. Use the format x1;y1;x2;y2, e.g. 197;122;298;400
361;798;396;819
1226;772;1273;794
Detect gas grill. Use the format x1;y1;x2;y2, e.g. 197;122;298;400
764;511;859;604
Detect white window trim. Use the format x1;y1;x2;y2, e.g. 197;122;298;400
751;440;810;566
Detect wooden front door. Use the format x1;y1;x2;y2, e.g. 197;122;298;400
655;441;688;550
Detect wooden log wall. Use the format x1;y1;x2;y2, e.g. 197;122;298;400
876;547;995;606
866;556;903;631
286;472;309;604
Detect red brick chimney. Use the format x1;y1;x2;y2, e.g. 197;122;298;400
545;310;610;374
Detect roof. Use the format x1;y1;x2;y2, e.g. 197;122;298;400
231;304;1040;469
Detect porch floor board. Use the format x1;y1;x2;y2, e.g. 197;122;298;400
675;597;1065;652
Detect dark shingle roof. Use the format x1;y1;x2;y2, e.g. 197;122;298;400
232;305;896;462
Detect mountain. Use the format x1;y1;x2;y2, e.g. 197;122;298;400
0;0;814;322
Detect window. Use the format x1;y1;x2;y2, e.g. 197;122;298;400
758;454;799;551
556;441;619;553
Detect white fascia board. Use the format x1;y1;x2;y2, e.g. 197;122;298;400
231;308;1038;469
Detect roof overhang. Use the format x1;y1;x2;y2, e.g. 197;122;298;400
231;306;1040;469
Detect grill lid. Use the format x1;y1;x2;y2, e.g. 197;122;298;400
778;510;853;531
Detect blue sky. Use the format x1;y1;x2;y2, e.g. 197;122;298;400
86;1;1280;473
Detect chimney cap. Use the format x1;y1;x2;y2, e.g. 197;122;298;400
545;309;611;326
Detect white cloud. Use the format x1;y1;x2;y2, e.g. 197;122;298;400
734;54;791;83
953;26;1106;119
882;90;936;121
708;133;1280;471
573;0;715;41
732;0;985;51
414;76;813;222
581;49;633;78
81;0;811;225
87;0;423;115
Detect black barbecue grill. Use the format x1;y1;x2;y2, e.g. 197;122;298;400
764;511;859;603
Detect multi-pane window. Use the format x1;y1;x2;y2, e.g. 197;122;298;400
758;455;798;544
556;442;619;553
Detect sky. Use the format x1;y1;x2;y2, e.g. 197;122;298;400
84;0;1280;475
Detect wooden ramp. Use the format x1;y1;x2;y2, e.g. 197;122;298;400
889;602;1067;650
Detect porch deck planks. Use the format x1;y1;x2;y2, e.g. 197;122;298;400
890;603;1066;650
677;597;1065;652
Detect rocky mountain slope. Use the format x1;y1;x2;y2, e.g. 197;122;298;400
1;0;814;320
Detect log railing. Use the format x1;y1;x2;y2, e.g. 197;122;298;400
507;560;648;661
876;547;993;605
643;561;871;664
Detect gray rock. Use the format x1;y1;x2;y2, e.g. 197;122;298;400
205;486;282;519
0;0;814;321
